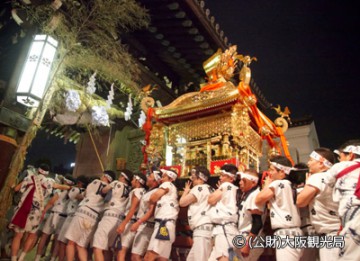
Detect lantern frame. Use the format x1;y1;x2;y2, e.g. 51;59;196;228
16;34;58;107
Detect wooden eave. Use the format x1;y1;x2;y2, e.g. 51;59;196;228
123;0;272;110
122;0;230;97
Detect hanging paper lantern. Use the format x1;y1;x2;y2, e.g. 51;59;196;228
16;34;58;107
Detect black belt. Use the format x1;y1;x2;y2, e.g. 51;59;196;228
85;206;100;215
300;224;316;236
300;224;312;229
77;207;99;220
154;218;176;223
50;211;67;217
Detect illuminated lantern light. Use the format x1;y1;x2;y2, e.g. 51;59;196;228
16;34;58;107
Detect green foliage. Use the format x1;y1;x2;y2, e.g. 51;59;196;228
23;0;150;95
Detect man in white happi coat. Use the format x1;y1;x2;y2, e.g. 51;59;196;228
235;169;266;261
65;170;115;261
92;169;133;261
116;172;147;261
144;169;179;261
179;166;214;261
256;156;303;261
9;164;70;261
130;170;162;260
208;163;239;261
323;143;360;260
333;139;360;163
34;174;78;261
297;148;340;260
293;163;318;261
56;176;87;261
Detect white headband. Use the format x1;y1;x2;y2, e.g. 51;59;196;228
310;151;333;168
237;172;259;183
153;171;162;182
191;169;208;182
134;175;145;185
333;149;341;156
161;169;177;181
270;162;293;175
343;145;360;155
38;168;49;175
221;169;236;178
120;172;129;181
104;173;113;182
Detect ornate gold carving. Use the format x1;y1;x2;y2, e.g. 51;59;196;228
141;97;155;113
272;105;291;121
155;81;238;119
272;105;291;133
145;45;288;174
168;112;232;144
260;126;271;136
203;45;239;82
152;101;262;175
238;55;257;86
244;94;257;106
203;48;222;81
274;117;289;133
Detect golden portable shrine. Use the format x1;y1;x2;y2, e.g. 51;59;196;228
141;45;293;176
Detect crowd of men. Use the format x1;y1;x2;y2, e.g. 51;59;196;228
6;139;360;261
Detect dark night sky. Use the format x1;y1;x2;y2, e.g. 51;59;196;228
26;129;76;171
205;0;360;149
